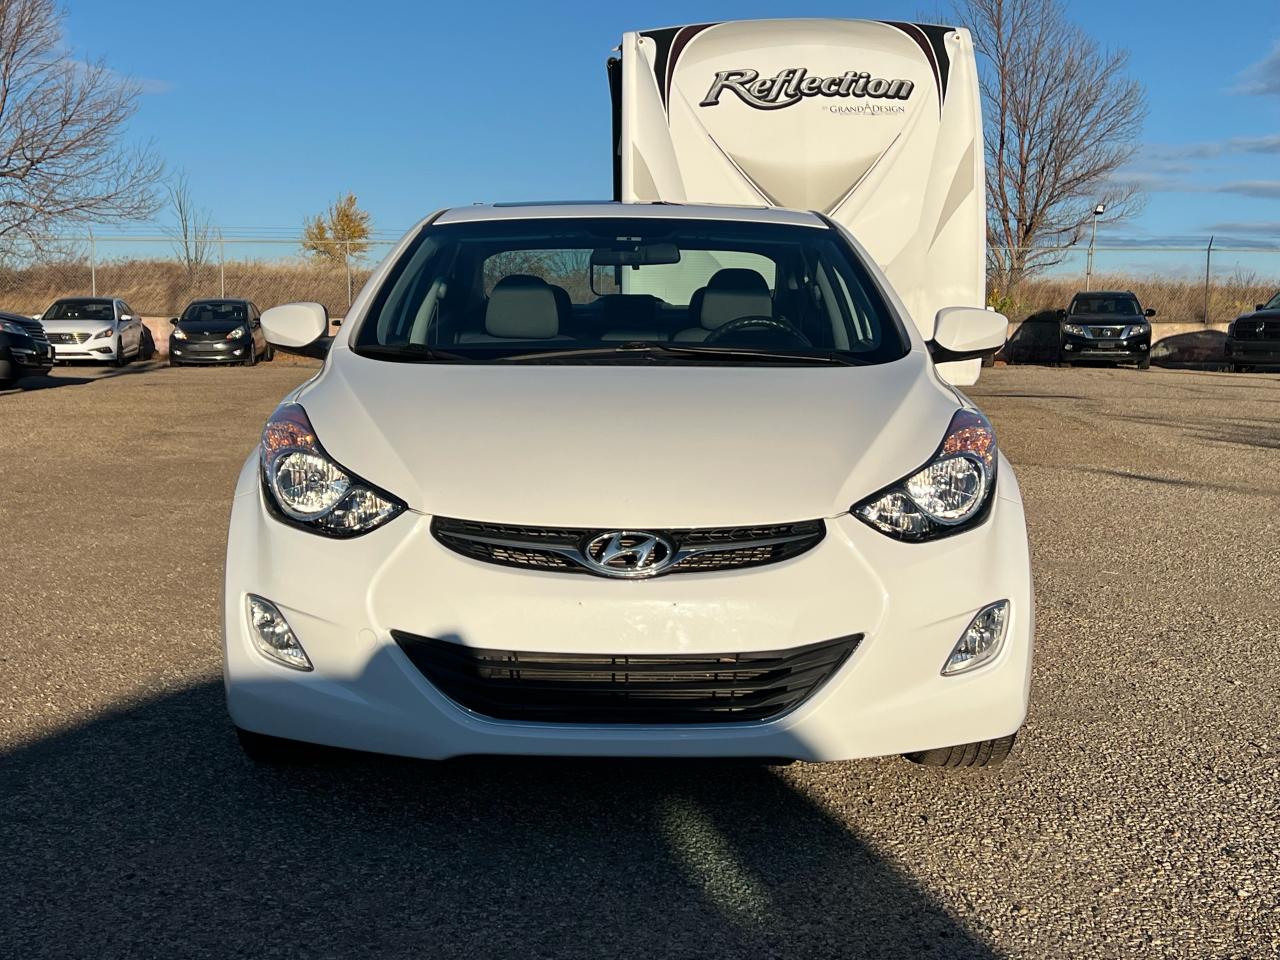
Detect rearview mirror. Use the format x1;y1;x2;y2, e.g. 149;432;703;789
261;302;330;356
590;242;681;267
928;307;1009;363
1144;308;1156;317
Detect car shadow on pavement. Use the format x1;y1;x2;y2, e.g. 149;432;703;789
0;680;998;960
1;360;166;394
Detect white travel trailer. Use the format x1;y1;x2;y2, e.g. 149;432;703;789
609;18;988;383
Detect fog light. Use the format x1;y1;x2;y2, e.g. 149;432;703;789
246;595;312;671
233;349;243;356
1063;343;1074;351
942;600;1009;675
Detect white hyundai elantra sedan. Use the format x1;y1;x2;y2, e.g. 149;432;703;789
224;202;1032;768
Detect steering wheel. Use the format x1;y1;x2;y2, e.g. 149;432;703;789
704;315;812;347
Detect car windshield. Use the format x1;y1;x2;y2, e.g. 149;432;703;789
353;217;909;365
182;302;248;322
1265;291;1280;310
45;301;114;322
1070;297;1139;316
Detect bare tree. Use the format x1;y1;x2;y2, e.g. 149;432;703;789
164;170;211;279
955;0;1146;293
0;0;163;255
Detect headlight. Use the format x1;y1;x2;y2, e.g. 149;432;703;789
854;409;997;541
260;402;405;537
1126;322;1150;337
90;327;114;340
172;327;188;340
0;319;25;335
226;325;248;340
1062;323;1087;337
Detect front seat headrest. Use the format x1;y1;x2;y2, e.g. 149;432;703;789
485;275;560;339
699;268;772;331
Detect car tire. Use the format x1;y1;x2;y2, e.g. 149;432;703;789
1057;357;1071;368
168;355;180;367
113;336;127;367
1226;362;1241;373
246;345;257;367
235;727;308;764
264;343;275;362
1137;356;1151;370
903;732;1017;768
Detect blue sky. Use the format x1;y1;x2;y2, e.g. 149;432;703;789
63;0;1280;248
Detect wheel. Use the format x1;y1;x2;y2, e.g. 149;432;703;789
113;336;127;366
168;355;180;367
245;344;257;366
264;343;275;362
235;727;308;764
1057;357;1071;367
1226;362;1242;373
1137;356;1151;370
903;732;1017;768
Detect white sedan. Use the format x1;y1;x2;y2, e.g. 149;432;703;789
224;202;1031;769
41;297;147;365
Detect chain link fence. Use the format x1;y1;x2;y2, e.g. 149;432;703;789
0;235;1276;323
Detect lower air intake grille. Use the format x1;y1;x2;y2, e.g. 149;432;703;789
393;631;861;724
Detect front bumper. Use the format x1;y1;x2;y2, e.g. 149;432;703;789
223;455;1034;762
51;338;117;361
0;342;54;380
1060;332;1150;361
1225;338;1280;363
170;337;250;363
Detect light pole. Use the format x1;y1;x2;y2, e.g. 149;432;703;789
1085;203;1105;292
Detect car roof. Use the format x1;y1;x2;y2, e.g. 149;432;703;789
185;298;249;306
1072;291;1137;299
52;296;114;304
433;200;828;229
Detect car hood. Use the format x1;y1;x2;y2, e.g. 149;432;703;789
175;320;246;335
41;318;115;333
1064;321;1146;330
295;350;961;528
1237;308;1280;322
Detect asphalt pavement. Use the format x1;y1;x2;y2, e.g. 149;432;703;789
1;360;1277;959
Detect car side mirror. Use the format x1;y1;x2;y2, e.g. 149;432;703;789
261;302;331;357
927;307;1009;363
1144;308;1156;318
1055;308;1066;320
1258;304;1267;312
250;317;261;328
119;314;133;322
169;317;179;325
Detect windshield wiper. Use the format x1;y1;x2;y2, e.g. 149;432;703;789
353;343;474;363
497;341;868;365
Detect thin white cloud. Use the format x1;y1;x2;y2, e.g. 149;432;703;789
1235;41;1280;96
1204;221;1280;235
1214;181;1280;199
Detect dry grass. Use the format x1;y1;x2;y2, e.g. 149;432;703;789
0;257;374;318
2;256;1276;326
1003;272;1276;325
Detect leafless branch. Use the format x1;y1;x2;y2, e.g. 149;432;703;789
163;170;211;277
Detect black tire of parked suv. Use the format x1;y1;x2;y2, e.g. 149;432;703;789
1227;362;1242;373
168;355;180;367
1057;356;1071;367
903;732;1017;768
114;336;127;367
1137;356;1151;370
236;726;308;763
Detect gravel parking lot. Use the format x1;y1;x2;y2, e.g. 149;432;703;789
1;361;1277;959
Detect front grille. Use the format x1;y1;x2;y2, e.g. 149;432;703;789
47;331;91;344
394;631;861;724
1087;325;1127;339
13;319;47;344
1233;320;1280;341
432;517;825;578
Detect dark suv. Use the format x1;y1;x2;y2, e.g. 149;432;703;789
1224;291;1280;372
1057;291;1155;369
0;310;54;387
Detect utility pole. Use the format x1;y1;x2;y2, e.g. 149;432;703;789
1203;236;1214;324
219;230;226;298
1085;203;1105;292
345;239;353;308
88;227;97;296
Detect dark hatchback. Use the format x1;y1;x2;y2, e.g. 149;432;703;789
1225;291;1280;372
1056;291;1156;369
0;310;54;387
169;299;273;366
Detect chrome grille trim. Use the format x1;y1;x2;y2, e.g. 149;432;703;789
432;517;825;578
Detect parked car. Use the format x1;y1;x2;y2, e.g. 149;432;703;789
40;297;147;365
1224;291;1280;372
169;299;272;366
0;310;54;387
1057;291;1155;369
224;202;1030;770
